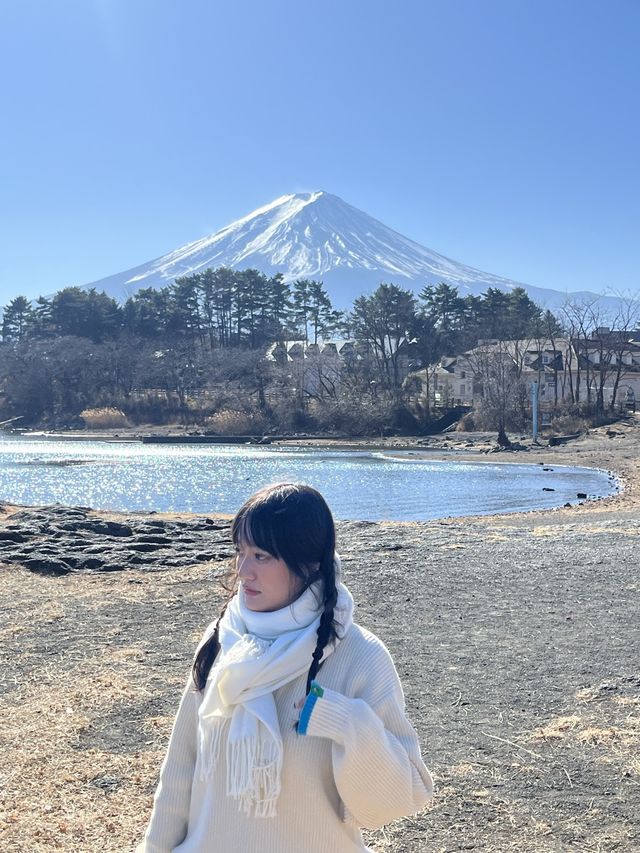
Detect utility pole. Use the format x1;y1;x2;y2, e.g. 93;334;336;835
532;381;539;442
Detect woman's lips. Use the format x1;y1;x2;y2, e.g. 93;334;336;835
243;587;260;597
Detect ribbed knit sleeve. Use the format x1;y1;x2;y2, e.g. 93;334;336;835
136;677;198;853
299;646;433;829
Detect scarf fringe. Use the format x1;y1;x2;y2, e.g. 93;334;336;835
199;716;228;782
227;732;282;818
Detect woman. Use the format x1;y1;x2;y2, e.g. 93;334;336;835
137;482;433;852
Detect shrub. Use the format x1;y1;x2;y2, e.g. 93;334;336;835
80;407;130;429
121;392;185;425
204;409;268;435
311;394;394;436
455;413;476;431
549;413;590;434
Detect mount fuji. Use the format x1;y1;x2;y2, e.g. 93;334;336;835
83;191;605;312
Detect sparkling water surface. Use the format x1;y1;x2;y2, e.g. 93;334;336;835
0;434;616;521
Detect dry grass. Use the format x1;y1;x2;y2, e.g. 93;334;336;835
80;408;131;430
0;563;215;853
204;409;267;435
529;684;640;786
0;642;160;851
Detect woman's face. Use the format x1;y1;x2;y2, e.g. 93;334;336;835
235;539;303;612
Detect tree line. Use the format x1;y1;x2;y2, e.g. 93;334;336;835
0;270;344;349
1;271;551;354
0;267;630;434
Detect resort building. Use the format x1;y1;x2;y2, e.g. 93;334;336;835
410;332;640;412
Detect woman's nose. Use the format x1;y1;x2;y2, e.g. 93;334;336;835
237;555;254;578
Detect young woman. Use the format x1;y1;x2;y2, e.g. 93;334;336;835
137;482;432;853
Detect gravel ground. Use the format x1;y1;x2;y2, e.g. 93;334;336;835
0;421;639;852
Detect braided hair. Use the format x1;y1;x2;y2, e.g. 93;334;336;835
192;598;231;691
304;551;338;694
192;483;339;693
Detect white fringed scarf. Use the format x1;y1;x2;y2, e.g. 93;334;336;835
197;560;354;818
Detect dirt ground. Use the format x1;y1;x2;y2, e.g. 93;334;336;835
0;420;638;852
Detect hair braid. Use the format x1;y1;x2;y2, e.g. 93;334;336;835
304;562;339;695
192;599;230;691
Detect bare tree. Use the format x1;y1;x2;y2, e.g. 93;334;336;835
592;294;640;411
559;296;603;406
465;341;526;446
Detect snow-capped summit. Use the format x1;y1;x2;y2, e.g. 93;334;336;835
83;191;603;310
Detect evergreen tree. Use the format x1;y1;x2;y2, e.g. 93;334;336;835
123;287;172;339
307;280;341;344
233;269;269;348
478;288;512;338
259;273;293;342
292;278;313;341
505;287;543;339
351;283;417;394
49;287;121;342
418;283;466;354
31;296;54;338
1;296;33;341
169;275;204;344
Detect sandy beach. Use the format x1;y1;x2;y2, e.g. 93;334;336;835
0;420;638;852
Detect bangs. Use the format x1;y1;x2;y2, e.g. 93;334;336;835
232;504;282;558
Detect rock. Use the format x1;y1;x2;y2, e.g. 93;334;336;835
90;773;121;792
0;530;27;543
134;520;167;530
127;542;168;553
161;556;199;567
103;521;134;537
71;521;118;535
81;544;117;555
0;506;233;575
121;553;154;565
577;492;588;499
24;557;70;575
75;557;105;571
542;487;555;492
135;535;174;545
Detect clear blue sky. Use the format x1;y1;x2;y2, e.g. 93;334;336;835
1;0;639;305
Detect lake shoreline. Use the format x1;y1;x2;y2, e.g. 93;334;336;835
4;416;637;522
1;417;639;851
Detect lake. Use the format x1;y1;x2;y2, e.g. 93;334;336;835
0;433;617;521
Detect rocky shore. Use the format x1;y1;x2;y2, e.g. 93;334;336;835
1;420;639;852
0;506;233;577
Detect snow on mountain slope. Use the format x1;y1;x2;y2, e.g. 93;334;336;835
82;191;608;311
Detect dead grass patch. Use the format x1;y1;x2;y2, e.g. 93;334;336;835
80;408;131;429
531;714;582;740
528;690;640;782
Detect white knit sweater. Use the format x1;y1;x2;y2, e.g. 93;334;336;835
136;624;433;853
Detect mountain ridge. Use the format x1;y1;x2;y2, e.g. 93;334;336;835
83;191;615;313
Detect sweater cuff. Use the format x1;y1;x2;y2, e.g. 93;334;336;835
297;684;353;743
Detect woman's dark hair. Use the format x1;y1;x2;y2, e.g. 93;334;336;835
192;483;339;693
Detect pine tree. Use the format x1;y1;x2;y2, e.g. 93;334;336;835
418;283;466;354
1;296;34;342
351;283;417;394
